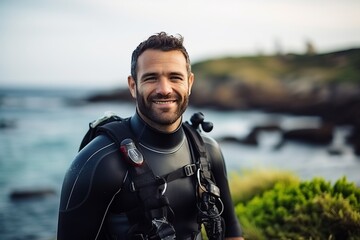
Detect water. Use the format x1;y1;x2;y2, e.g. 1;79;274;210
0;88;359;240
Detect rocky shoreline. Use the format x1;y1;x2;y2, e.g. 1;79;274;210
81;83;360;156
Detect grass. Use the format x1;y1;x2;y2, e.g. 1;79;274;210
229;168;300;205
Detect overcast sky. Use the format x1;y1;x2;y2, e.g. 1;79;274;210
1;0;360;89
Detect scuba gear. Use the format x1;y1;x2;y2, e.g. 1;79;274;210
79;111;122;151
184;114;225;240
189;112;213;133
64;112;226;239
120;140;175;240
120;139;144;166
198;191;225;240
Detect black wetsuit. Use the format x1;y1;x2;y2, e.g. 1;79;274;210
57;113;242;239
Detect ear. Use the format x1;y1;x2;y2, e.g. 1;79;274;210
188;73;195;95
128;76;137;98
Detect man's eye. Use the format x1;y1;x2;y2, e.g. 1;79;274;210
171;76;183;81
144;77;156;81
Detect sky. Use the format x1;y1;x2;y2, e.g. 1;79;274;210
1;0;360;89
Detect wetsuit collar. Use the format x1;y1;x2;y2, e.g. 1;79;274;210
130;112;185;151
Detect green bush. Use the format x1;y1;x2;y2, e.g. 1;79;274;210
229;169;299;205
235;177;360;240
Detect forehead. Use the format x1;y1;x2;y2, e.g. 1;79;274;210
137;49;187;73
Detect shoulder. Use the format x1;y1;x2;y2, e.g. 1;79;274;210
71;135;121;175
201;134;223;160
72;134;128;182
60;135;128;211
200;134;229;179
202;134;220;147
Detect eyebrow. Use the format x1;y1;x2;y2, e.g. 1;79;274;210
169;72;186;77
140;72;158;80
140;71;186;80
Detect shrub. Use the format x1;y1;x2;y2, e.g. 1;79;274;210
235;176;360;240
229;169;299;205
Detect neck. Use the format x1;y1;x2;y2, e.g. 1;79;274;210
130;112;185;151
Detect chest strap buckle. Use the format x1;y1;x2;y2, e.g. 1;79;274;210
184;164;196;177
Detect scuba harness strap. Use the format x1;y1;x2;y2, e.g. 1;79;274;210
184;113;225;240
79;111;123;151
96;120;176;240
79;112;224;240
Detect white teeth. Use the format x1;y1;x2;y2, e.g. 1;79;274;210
155;101;174;104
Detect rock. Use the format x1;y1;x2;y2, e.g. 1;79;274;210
218;124;282;147
10;188;56;200
327;146;344;155
218;136;258;146
347;127;360;156
283;123;334;145
0;118;16;129
85;88;133;102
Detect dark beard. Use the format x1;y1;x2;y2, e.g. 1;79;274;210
136;90;189;126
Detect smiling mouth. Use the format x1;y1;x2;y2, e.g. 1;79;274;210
153;100;176;105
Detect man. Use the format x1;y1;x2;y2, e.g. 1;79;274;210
57;32;244;240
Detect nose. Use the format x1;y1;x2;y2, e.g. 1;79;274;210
156;78;172;95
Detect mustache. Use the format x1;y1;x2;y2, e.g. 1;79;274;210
150;93;180;100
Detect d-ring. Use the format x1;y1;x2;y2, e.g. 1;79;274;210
197;168;207;193
161;181;167;195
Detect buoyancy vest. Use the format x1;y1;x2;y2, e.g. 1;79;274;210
79;112;224;240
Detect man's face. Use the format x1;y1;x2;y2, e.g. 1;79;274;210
128;49;194;132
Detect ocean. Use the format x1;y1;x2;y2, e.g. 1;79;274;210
0;88;359;240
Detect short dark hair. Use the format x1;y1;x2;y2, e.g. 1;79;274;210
130;32;191;81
